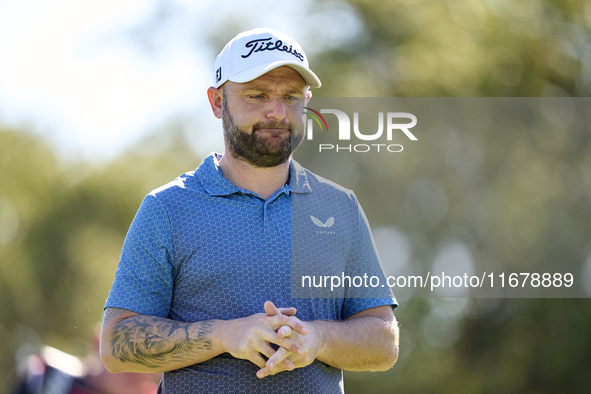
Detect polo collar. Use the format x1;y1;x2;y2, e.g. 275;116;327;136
197;153;241;197
289;159;312;194
197;153;312;197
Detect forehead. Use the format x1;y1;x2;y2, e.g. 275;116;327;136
234;66;307;92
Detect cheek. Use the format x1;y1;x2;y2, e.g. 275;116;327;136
289;102;306;119
290;109;306;129
228;106;259;127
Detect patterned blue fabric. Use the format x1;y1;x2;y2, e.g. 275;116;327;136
105;153;397;393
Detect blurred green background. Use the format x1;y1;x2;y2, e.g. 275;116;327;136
1;0;591;393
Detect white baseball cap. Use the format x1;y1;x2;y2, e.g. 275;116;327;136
213;28;321;88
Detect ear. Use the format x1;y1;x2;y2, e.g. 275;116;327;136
305;89;312;104
207;86;223;119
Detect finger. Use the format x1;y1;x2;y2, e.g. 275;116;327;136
255;343;278;361
256;358;294;379
267;335;306;357
265;346;290;371
257;365;280;379
278;358;295;371
280;339;306;356
245;350;268;369
278;307;297;316
257;348;291;379
277;325;293;339
259;328;304;356
264;301;281;316
273;315;308;336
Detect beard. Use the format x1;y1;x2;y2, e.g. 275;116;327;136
222;93;305;168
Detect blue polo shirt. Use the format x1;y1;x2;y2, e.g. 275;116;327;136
105;153;397;393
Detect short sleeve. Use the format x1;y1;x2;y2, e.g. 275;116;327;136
104;194;175;317
342;194;398;319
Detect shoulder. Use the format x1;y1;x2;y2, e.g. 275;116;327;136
306;169;354;195
129;171;201;221
146;153;219;202
149;170;200;199
293;161;359;206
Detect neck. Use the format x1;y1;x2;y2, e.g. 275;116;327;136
218;152;290;200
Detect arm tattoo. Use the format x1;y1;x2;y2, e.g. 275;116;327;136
102;307;116;326
110;314;214;369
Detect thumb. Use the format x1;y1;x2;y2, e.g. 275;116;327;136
278;307;297;316
264;301;281;316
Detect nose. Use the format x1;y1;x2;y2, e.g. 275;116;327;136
265;95;288;121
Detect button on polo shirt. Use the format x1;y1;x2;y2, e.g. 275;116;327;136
105;153;396;394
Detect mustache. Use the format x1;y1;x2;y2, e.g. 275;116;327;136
253;121;292;131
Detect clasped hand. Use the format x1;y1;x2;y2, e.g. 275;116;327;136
222;301;319;379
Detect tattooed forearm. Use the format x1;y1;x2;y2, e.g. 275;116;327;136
195;321;214;350
109;315;215;369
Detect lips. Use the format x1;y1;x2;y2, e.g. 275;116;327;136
253;125;291;137
255;128;290;133
254;124;290;130
253;120;291;130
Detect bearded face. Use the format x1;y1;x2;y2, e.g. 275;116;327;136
221;90;305;168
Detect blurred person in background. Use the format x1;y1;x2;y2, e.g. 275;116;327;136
11;327;160;394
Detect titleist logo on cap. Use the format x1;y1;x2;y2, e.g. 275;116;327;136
241;37;305;61
213;28;321;88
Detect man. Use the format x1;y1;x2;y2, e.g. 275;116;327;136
100;28;399;393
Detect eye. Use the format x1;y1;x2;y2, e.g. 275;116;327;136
284;95;302;104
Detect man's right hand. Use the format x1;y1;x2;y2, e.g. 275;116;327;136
100;305;308;374
219;308;308;369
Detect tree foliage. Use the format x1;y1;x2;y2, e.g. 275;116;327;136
0;127;200;390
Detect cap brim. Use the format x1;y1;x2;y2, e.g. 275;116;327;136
228;60;321;88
